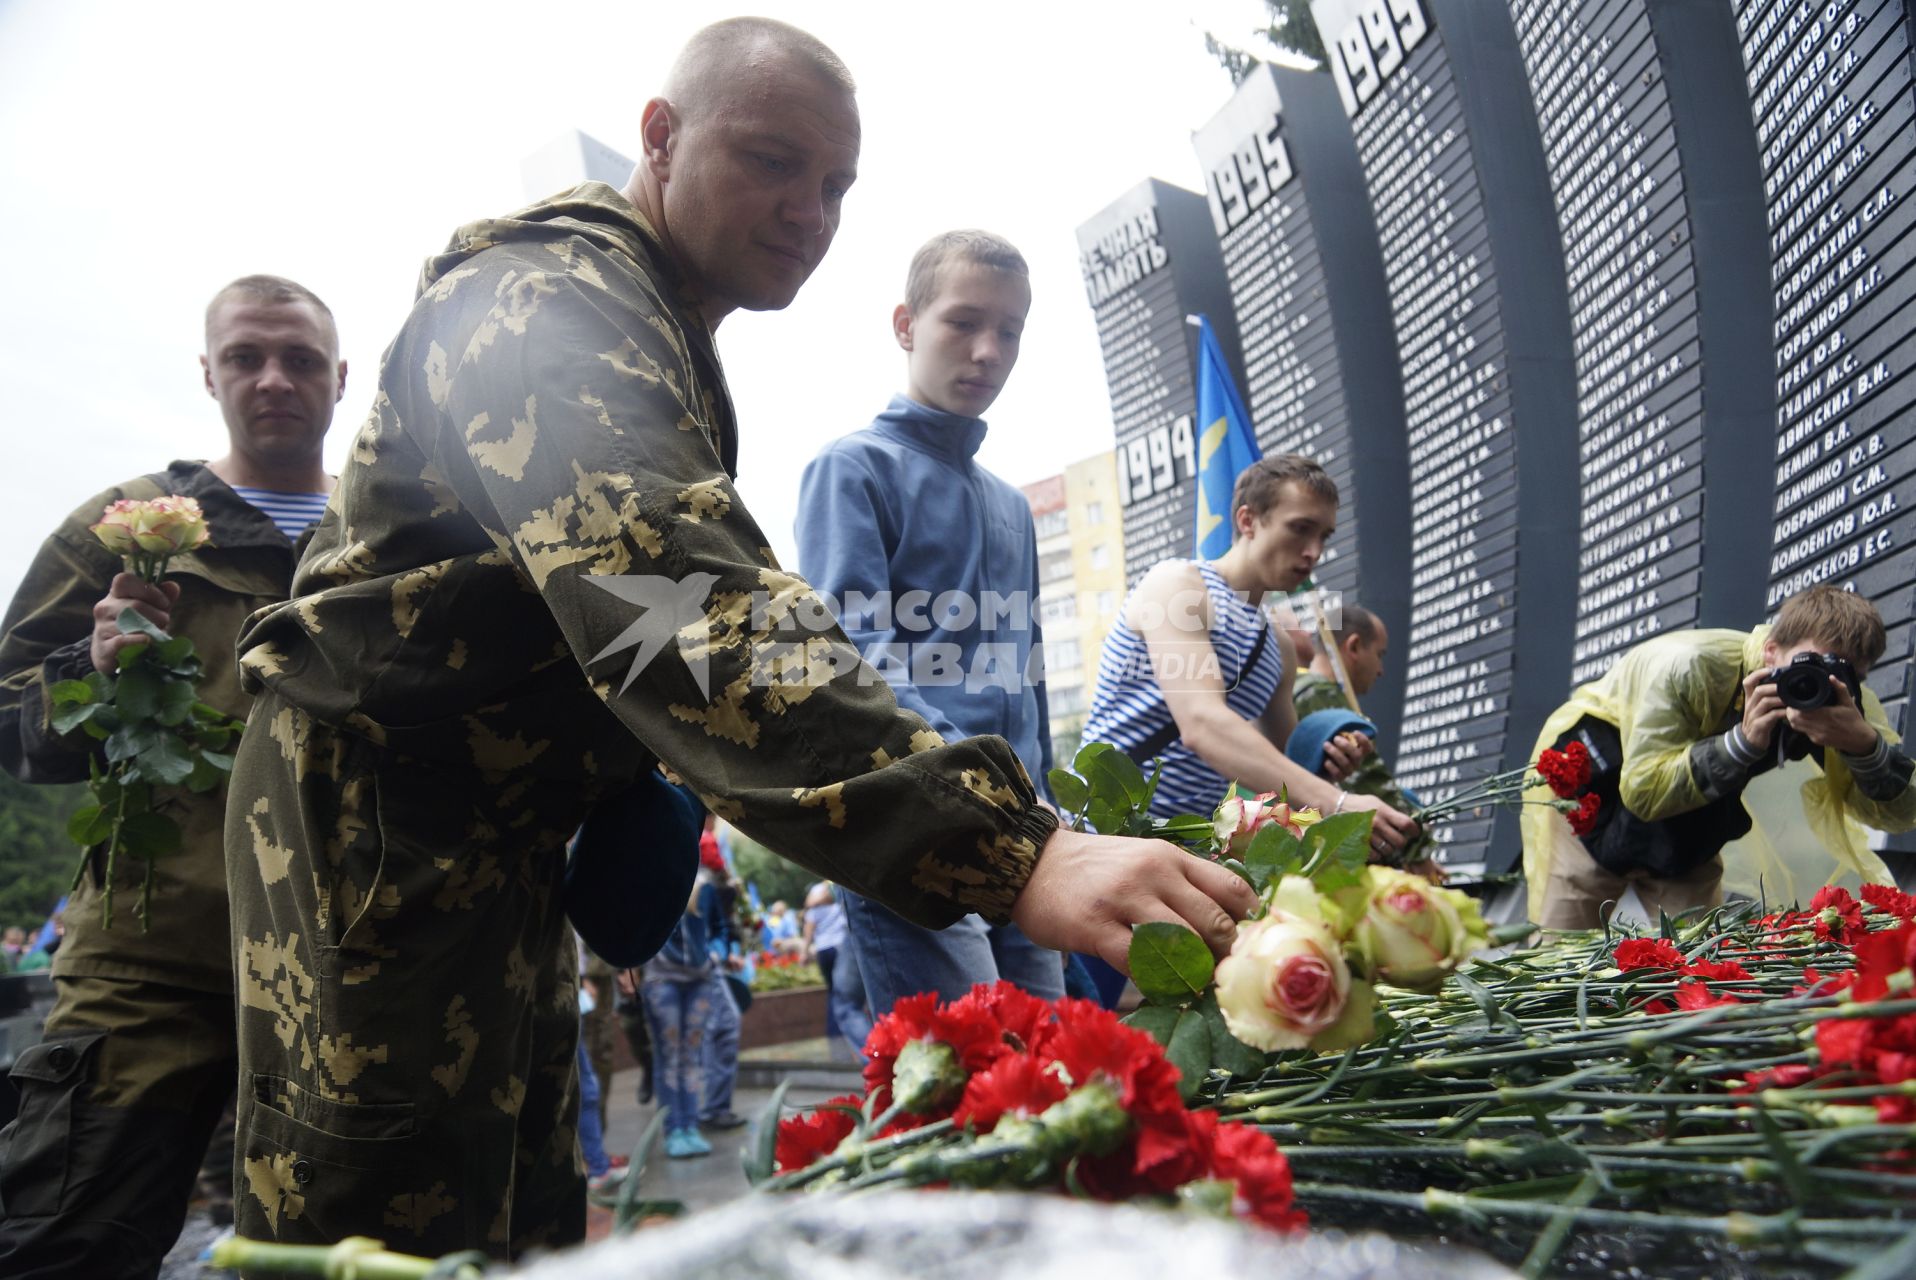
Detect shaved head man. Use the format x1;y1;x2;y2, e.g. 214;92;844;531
224;19;1253;1259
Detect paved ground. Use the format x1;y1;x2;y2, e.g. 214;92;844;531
166;1051;862;1276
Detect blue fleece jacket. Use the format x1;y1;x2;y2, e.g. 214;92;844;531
797;394;1051;792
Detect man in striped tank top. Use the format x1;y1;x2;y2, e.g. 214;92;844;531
1082;456;1419;861
0;275;341;1277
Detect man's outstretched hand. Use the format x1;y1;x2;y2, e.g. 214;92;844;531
1011;827;1258;974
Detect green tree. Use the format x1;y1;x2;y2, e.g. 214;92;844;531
727;829;816;911
0;771;86;934
1207;0;1328;83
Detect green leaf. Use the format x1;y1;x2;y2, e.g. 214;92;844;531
114;666;163;720
104;723;163;765
154;679;197;727
142;735;195;786
1083;801;1125;836
743;1078;790;1186
1451;970;1523;1033
1127;921;1215;1003
50;700;103;734
1197;991;1267;1079
1304;810;1373;872
118;811;182;861
1242;821;1304;875
185;753;229;793
1121;1003;1180;1048
113;606;168;643
66;804;112;847
149;636;194;668
1164;1008;1212;1100
1077;742;1148;809
48;679;97;708
1046;768;1090;814
1220;857;1256;890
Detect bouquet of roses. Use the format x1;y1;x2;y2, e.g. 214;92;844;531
44;496;244;929
1045;748;1494;1083
759;980;1305;1232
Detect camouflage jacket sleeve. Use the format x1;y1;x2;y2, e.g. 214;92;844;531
420;258;1057;928
0;506;122;784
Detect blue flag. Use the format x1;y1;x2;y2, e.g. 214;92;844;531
1191;315;1262;560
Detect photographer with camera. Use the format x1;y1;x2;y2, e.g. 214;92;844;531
1522;585;1915;929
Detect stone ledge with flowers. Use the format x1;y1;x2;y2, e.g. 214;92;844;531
208;746;1916;1278
756;747;1916;1278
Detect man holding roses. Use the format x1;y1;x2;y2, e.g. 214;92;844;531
0;275;344;1277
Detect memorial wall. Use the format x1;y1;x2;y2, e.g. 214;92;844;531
1076;0;1916;876
1736;0;1916;756
1192;63;1414;754
1512;0;1775;688
1311;0;1579;877
1076;180;1243;586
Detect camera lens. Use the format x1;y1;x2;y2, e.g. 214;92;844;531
1775;664;1834;709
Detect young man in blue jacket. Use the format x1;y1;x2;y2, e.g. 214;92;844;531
796;230;1062;1015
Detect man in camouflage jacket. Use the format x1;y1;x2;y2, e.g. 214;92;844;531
224;20;1251;1261
0;277;344;1279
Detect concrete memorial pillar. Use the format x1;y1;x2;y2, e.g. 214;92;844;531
1191;64;1414;755
1311;0;1580;876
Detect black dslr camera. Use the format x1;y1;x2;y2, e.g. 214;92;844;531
1766;651;1863;710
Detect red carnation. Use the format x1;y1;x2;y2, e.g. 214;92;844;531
1045;998;1203;1195
953;1051;1068;1131
1207;1117;1307;1232
1614;938;1684;972
1536;742;1592;798
1797;965;1857;997
1566;791;1602;836
775;1094;861;1173
1673;980;1745;1011
1848;923;1916;1002
1862;883;1916;922
962;981;1057;1057
1735;1063;1817;1094
1810;885;1866;944
862;986;1020;1118
1681;957;1754;983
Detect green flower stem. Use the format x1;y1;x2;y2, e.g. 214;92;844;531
1294;1183;1908;1245
764;1119;956;1191
203;1236;480;1278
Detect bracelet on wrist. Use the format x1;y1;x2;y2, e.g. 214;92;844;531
1333;790;1348;815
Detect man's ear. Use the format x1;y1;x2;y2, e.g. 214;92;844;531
200;354;215;400
335;359;348;402
641;97;676;181
892;303;915;352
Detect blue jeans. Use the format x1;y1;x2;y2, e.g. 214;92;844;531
829;941;874;1056
700;978;741;1119
643;974;726;1131
576;1040;609;1177
839;891;1064;1017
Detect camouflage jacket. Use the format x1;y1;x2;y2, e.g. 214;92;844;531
1292;670;1435;863
235;183;1056;928
0;461;299;990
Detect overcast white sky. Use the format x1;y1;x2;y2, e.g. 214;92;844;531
0;0;1279;608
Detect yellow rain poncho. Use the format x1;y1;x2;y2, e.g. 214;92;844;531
1521;626;1908;922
